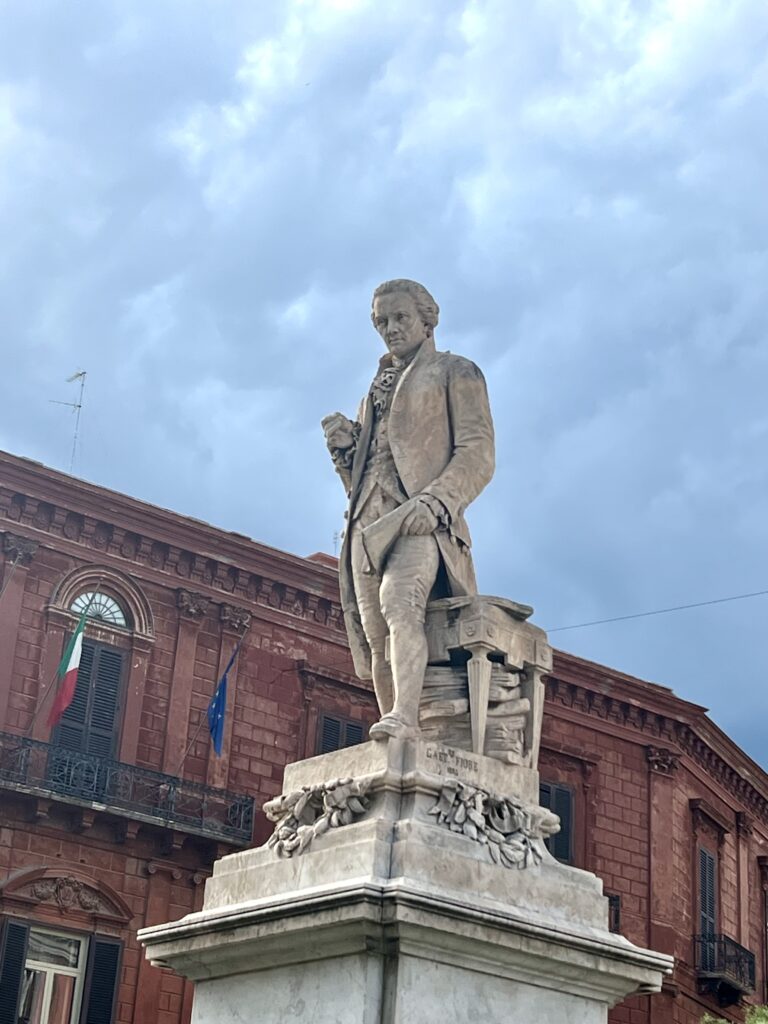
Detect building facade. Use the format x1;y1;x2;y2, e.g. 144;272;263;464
0;448;765;1024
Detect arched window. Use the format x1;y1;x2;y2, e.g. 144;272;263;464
46;569;153;770
70;591;129;628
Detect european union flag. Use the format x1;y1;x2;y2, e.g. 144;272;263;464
207;641;241;757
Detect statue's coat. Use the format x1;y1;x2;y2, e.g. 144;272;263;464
336;337;495;679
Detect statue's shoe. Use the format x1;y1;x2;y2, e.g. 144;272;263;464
368;712;415;741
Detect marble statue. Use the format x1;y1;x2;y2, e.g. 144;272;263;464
322;279;495;740
140;285;673;1024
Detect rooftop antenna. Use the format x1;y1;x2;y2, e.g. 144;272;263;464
333;530;340;556
49;370;86;474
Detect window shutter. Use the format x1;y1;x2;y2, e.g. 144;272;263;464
539;782;573;864
317;716;366;754
54;641;123;759
0;919;29;1024
55;640;96;752
80;937;122;1024
344;722;364;747
319;716;342;754
699;847;717;935
607;894;621;933
87;647;123;758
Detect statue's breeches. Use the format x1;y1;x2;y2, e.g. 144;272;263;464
350;525;439;652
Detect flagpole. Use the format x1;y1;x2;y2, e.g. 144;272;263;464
0;554;21;605
173;625;250;779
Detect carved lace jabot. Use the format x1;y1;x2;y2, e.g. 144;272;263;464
371;360;408;415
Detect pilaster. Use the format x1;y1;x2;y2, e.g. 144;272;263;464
0;532;39;730
646;746;680;957
162;590;209;775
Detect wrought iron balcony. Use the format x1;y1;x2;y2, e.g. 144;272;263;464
0;730;254;846
694;933;756;1006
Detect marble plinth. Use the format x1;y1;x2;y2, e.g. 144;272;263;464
140;739;672;1023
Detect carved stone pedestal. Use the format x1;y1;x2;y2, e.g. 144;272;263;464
140;739;672;1024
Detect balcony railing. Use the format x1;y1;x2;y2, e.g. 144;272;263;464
694;933;756;1001
0;730;254;846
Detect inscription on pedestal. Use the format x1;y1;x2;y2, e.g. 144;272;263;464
425;744;480;779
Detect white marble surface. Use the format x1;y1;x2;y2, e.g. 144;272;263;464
140;740;673;1024
191;954;384;1024
190;951;608;1024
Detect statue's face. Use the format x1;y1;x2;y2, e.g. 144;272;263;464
372;292;430;361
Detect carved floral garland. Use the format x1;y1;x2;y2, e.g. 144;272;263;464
265;777;371;857
429;781;560;870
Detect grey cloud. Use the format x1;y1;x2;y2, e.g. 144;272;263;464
1;0;766;763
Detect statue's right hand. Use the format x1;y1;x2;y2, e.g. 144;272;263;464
321;412;356;450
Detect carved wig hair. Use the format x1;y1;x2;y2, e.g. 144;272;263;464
371;279;440;332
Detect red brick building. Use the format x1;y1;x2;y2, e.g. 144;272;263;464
0;448;765;1024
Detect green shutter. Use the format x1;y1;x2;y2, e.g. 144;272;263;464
319;716;342;753
344;722;364;747
699;847;717;935
87;647;123;758
0;919;29;1024
54;641;123;758
539;782;574;863
318;716;365;754
80;937;122;1024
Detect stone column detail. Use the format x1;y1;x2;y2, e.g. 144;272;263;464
0;533;39;730
736;811;753;945
118;635;154;766
162;590;209;775
646;746;680;957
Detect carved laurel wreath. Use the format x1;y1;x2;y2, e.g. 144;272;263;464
264;777;371;858
429;781;559;870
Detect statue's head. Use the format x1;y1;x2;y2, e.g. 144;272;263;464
371;279;439;361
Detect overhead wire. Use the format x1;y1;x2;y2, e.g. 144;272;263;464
547;588;768;634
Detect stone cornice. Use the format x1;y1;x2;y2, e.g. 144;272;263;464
552;650;707;721
545;672;768;827
0;451;338;590
0;464;348;643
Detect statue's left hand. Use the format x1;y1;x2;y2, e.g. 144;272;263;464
400;498;439;536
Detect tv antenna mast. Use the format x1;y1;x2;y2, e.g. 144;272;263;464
49;370;87;474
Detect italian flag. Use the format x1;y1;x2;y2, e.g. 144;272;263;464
47;611;88;728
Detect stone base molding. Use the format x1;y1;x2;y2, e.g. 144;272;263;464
140;739;672;1024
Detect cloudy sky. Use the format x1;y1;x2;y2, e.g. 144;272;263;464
2;0;767;764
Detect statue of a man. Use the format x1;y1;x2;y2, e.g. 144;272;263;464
322;279;495;738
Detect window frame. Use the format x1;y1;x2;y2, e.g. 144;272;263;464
20;926;88;1024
